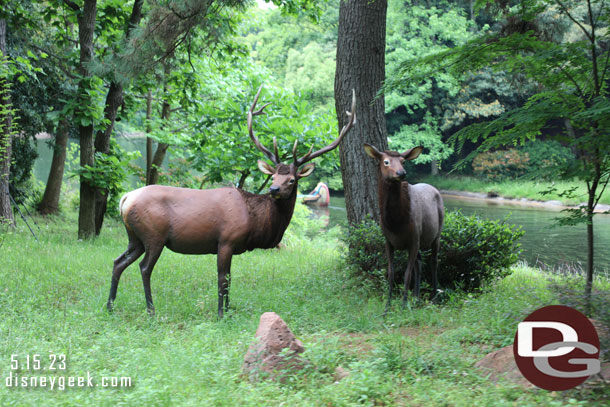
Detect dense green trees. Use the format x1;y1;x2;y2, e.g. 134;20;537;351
390;0;610;299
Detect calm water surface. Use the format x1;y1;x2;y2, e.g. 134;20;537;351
314;195;610;273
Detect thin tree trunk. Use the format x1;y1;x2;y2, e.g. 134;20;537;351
431;159;439;175
0;18;14;226
335;0;388;225
148;64;171;186
93;0;144;235
76;0;98;240
38;119;69;215
145;89;153;185
148;142;169;185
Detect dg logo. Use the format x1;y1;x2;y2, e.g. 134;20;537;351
513;305;601;390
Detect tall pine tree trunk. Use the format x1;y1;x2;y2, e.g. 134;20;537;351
0;18;14;226
335;0;388;225
93;0;143;235
145;89;153;184
38;119;69;215
148;64;171;186
76;0;98;240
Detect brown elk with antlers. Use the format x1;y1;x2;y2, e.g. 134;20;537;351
364;144;444;312
107;86;356;318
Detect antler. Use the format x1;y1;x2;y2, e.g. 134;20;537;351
248;85;279;164
295;89;356;166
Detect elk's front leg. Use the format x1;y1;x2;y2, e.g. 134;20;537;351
217;245;233;319
385;240;395;315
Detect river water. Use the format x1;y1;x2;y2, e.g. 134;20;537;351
33;139;610;273
318;195;610;274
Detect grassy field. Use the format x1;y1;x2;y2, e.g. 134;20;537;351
0;211;608;406
417;175;610;206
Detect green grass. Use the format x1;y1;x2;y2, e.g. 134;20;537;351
417;175;610;206
0;213;608;406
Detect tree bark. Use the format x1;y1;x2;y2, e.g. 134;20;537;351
38;119;69;215
148;142;169;185
76;0;98;240
148;64;171;186
93;0;144;235
145;89;153;184
335;0;388;225
0;18;14;226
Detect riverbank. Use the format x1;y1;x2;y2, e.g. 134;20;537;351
418;175;610;212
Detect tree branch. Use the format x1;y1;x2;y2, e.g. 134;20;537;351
553;0;593;42
63;0;80;12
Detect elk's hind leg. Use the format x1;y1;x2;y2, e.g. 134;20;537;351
384;240;395;315
430;236;440;302
139;244;164;315
217;245;233;319
108;237;144;312
413;252;422;300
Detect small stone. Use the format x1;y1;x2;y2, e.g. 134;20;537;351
333;366;350;382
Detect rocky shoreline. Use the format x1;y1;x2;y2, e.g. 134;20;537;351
441;189;610;214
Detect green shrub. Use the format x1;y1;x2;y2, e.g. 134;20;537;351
518;140;574;177
472;148;530;180
343;211;524;293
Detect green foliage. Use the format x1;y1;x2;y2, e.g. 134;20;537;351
178;57;338;190
70;140;140;218
472;148;530;180
440;210;524;290
384;0;477;163
241;1;338;111
343;211;524;293
518;139;574;177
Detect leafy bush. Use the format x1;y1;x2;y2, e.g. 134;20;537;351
472;148;529;180
518;140;574;177
343;211;524;293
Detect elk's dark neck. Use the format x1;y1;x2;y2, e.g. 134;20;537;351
379;176;410;229
241;186;298;250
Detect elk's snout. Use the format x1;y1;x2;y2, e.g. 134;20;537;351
395;169;407;181
269;186;280;198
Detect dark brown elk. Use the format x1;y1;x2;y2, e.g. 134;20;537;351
107;86;356;318
364;144;444;311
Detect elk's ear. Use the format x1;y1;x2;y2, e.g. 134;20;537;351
364;143;381;160
402;146;424;161
257;160;275;175
298;163;315;178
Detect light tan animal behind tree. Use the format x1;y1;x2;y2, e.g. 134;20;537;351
107;86;356;318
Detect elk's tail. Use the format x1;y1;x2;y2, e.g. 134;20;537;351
119;193;130;217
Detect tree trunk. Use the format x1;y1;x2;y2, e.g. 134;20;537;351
145;89;153;185
148;64;171;186
93;80;123;235
0;18;14;226
76;0;98;240
93;0;144;235
430;159;439;175
148;142;169;185
335;0;388;225
38;119;69;215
